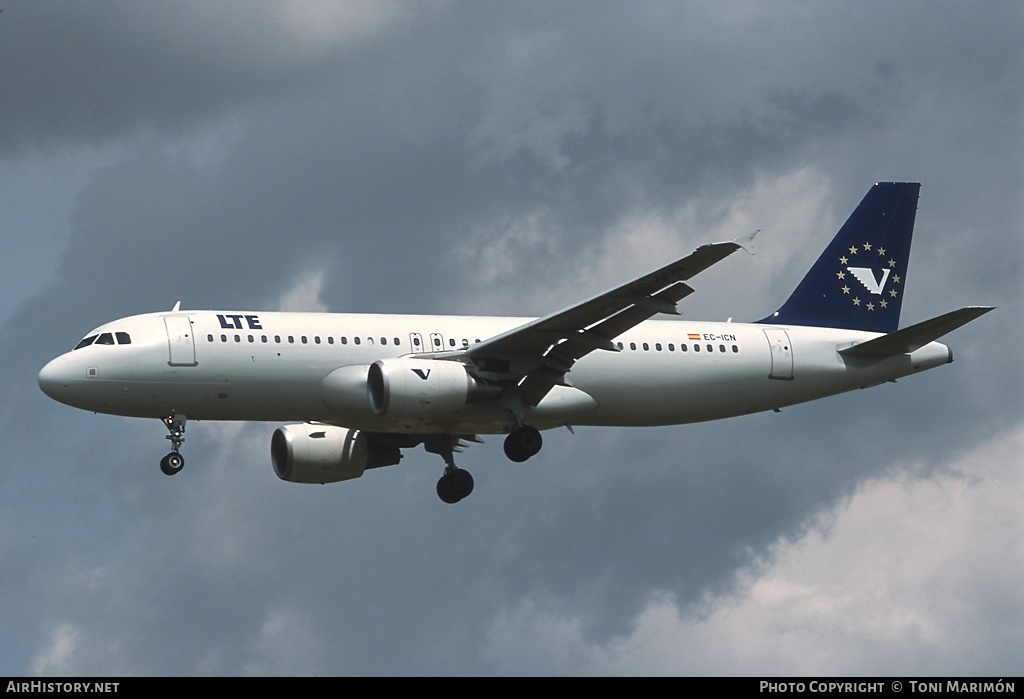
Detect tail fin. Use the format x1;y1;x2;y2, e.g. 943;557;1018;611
759;182;920;333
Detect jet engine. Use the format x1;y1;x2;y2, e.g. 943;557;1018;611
367;358;499;418
271;423;401;484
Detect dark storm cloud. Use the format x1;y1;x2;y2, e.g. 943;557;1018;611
0;1;1020;675
0;1;412;154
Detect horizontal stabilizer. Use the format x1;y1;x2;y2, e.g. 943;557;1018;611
839;306;994;357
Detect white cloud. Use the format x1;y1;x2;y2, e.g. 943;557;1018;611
243;606;324;676
30;623;82;676
445;166;835;320
484;423;1024;675
278;0;415;60
273;267;330;312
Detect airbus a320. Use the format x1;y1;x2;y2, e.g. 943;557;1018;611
39;183;992;503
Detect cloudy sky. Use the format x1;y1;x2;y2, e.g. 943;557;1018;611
1;1;1021;676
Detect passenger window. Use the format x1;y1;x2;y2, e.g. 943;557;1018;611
262;335;268;343
116;332;131;344
381;337;388;346
630;342;637;350
315;336;321;344
235;335;241;343
328;336;334;345
719;344;726;353
207;334;214;343
668;343;674;351
706;344;713;353
354;337;361;345
449;338;456;347
74;335;98;350
395;338;401;346
643;342;649;351
301;336;307;344
655;343;662;351
221;334;228;343
693;344;700;352
288;336;294;344
248;335;254;343
680;344;687;352
275;335;281;343
341;337;348;345
732;345;739;353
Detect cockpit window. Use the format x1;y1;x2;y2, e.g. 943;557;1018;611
72;330;131;350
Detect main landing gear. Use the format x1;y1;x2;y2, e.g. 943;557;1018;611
437;468;475;505
503;424;543;463
426;435;475;504
160;414;187;476
426;424;544;504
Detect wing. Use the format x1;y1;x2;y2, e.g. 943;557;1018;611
448;231;758;406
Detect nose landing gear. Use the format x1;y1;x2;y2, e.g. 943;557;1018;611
160;414;187;476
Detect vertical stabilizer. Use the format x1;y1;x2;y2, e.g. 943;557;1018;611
759;182;920;333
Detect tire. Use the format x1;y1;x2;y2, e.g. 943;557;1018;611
503;426;543;462
160;452;184;476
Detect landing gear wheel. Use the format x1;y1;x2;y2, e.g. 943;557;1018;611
436;468;474;504
160;452;184;476
503;425;543;463
160;414;187;477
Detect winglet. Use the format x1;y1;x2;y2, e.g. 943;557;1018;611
733;229;759;256
171;301;182;312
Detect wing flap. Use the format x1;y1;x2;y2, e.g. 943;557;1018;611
839;306;994;357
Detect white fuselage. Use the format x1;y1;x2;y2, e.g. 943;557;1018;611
38;310;952;435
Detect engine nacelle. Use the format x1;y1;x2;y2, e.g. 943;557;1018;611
367;358;498;418
271;423;401;484
322;364;374;414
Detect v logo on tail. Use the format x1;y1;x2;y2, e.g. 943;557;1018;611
759;182;919;333
847;267;892;296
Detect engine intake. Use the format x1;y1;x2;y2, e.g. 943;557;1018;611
271;424;401;484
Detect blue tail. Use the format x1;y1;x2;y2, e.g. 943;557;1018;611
758;182;920;333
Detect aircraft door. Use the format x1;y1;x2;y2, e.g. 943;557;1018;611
429;332;445;353
165;316;198;367
409;333;424;354
763;327;793;380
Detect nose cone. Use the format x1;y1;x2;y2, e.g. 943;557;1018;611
38;355;74;403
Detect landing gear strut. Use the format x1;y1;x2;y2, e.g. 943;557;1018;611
426;436;474;504
160;414;187;476
503;425;543;463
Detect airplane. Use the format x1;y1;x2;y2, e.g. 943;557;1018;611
38;183;992;503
